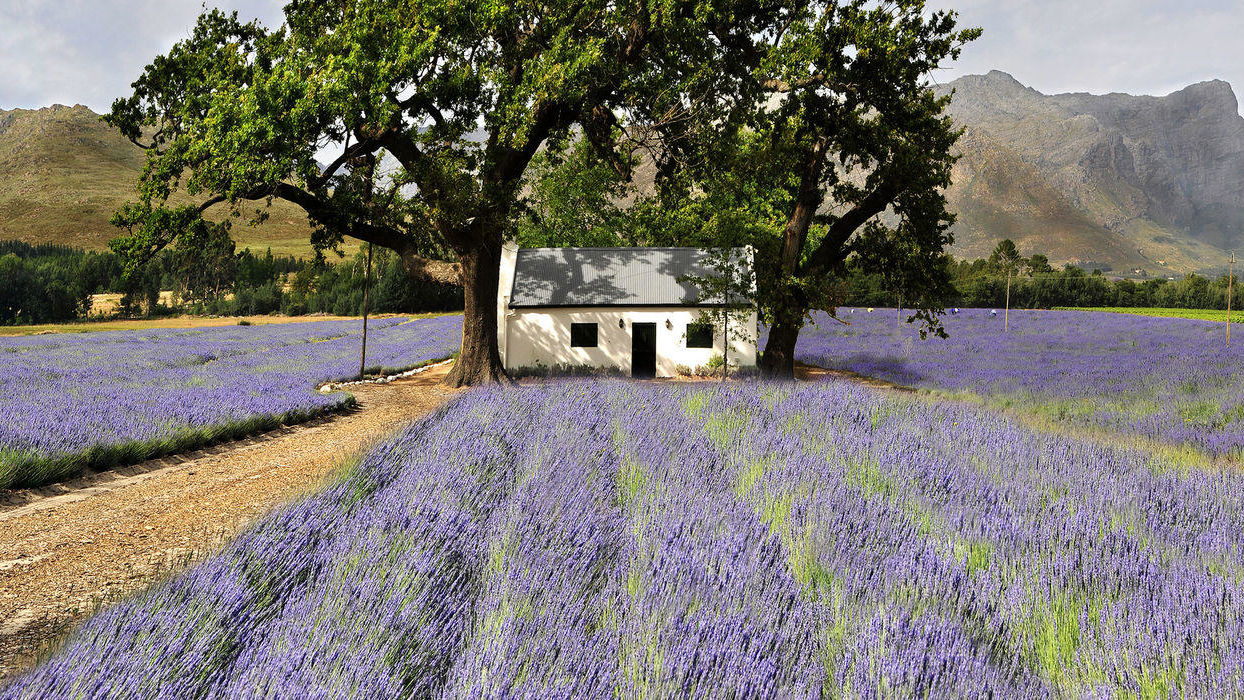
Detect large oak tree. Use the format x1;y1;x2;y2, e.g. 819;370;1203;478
748;0;978;377
107;0;782;386
614;0;978;378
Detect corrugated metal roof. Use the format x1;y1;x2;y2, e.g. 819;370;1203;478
508;247;752;308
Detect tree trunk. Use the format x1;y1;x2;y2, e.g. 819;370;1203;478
758;141;825;382
443;241;509;387
759;316;801;379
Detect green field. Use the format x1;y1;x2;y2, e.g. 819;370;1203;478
1054;306;1244;323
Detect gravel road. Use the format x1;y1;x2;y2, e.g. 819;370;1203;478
0;361;459;681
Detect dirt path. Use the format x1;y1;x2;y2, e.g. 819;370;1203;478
0;361;460;681
794;361;916;392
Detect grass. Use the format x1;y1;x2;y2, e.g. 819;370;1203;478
1054;306;1244;323
0;311;457;336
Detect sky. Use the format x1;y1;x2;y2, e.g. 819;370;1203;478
2;0;1243;115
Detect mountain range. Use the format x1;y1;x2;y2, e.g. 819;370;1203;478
936;71;1244;274
3;73;1243;274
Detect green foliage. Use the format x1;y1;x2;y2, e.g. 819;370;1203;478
1057;307;1244;322
949;255;1242;310
616;456;646;509
835;245;1244;312
0;242;122;324
514;1;980;359
105;0;789;381
0;236;458;324
988;238;1024;273
272;249;461;317
515;139;638;248
662;1;979;347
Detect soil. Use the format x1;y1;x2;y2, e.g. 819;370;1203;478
0;361;460;682
794;362;917;392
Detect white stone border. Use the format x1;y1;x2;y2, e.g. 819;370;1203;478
318;358;454;393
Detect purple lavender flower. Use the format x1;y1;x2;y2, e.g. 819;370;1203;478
7;379;1240;697
0;315;461;488
790;308;1244;455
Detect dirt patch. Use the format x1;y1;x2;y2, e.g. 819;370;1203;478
795;361;916;392
0;361;460;681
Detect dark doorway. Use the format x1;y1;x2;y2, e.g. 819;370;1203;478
631;322;657;378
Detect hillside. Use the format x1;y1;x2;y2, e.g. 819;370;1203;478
938;72;1244;274
7;80;1244;274
0;104;328;258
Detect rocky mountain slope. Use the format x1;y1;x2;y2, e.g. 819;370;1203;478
0;104;320;256
938;71;1244;274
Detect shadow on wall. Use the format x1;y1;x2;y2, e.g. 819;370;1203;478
511;248;730;308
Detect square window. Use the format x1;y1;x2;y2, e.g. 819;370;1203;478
686;322;714;348
570;322;598;348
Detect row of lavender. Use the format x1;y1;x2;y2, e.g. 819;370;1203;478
794;307;1244;454
0;316;462;489
9;380;1241;697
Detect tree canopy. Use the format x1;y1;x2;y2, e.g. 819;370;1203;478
108;0;782;385
109;0;979;381
520;0;979;376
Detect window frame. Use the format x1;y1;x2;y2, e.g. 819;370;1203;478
570;322;599;348
686;322;715;349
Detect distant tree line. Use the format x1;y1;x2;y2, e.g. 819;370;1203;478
200;247;462;318
0;240;460;325
6;233;1235;326
842;239;1241;311
0;241;123;324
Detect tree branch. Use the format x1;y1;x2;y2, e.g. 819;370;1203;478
397;93;447;129
582;104;631;179
309;135;386;190
759;74;854;94
802;177;901;278
193;183;459;284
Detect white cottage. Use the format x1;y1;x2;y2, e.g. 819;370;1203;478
497;244;758;378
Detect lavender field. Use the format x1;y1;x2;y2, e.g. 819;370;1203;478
796;308;1244;455
7;380;1243;697
0;316;461;489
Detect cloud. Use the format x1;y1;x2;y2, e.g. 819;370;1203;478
0;0;284;112
927;0;1244;112
1;1;1241;115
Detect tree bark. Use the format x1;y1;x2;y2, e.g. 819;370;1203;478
443;239;509;387
758;139;824;381
760;315;801;379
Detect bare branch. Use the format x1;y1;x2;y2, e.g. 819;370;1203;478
802;176;901;277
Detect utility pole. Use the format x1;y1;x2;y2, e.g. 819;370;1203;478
359;242;373;380
1229;251;1235;348
1004;266;1012;332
